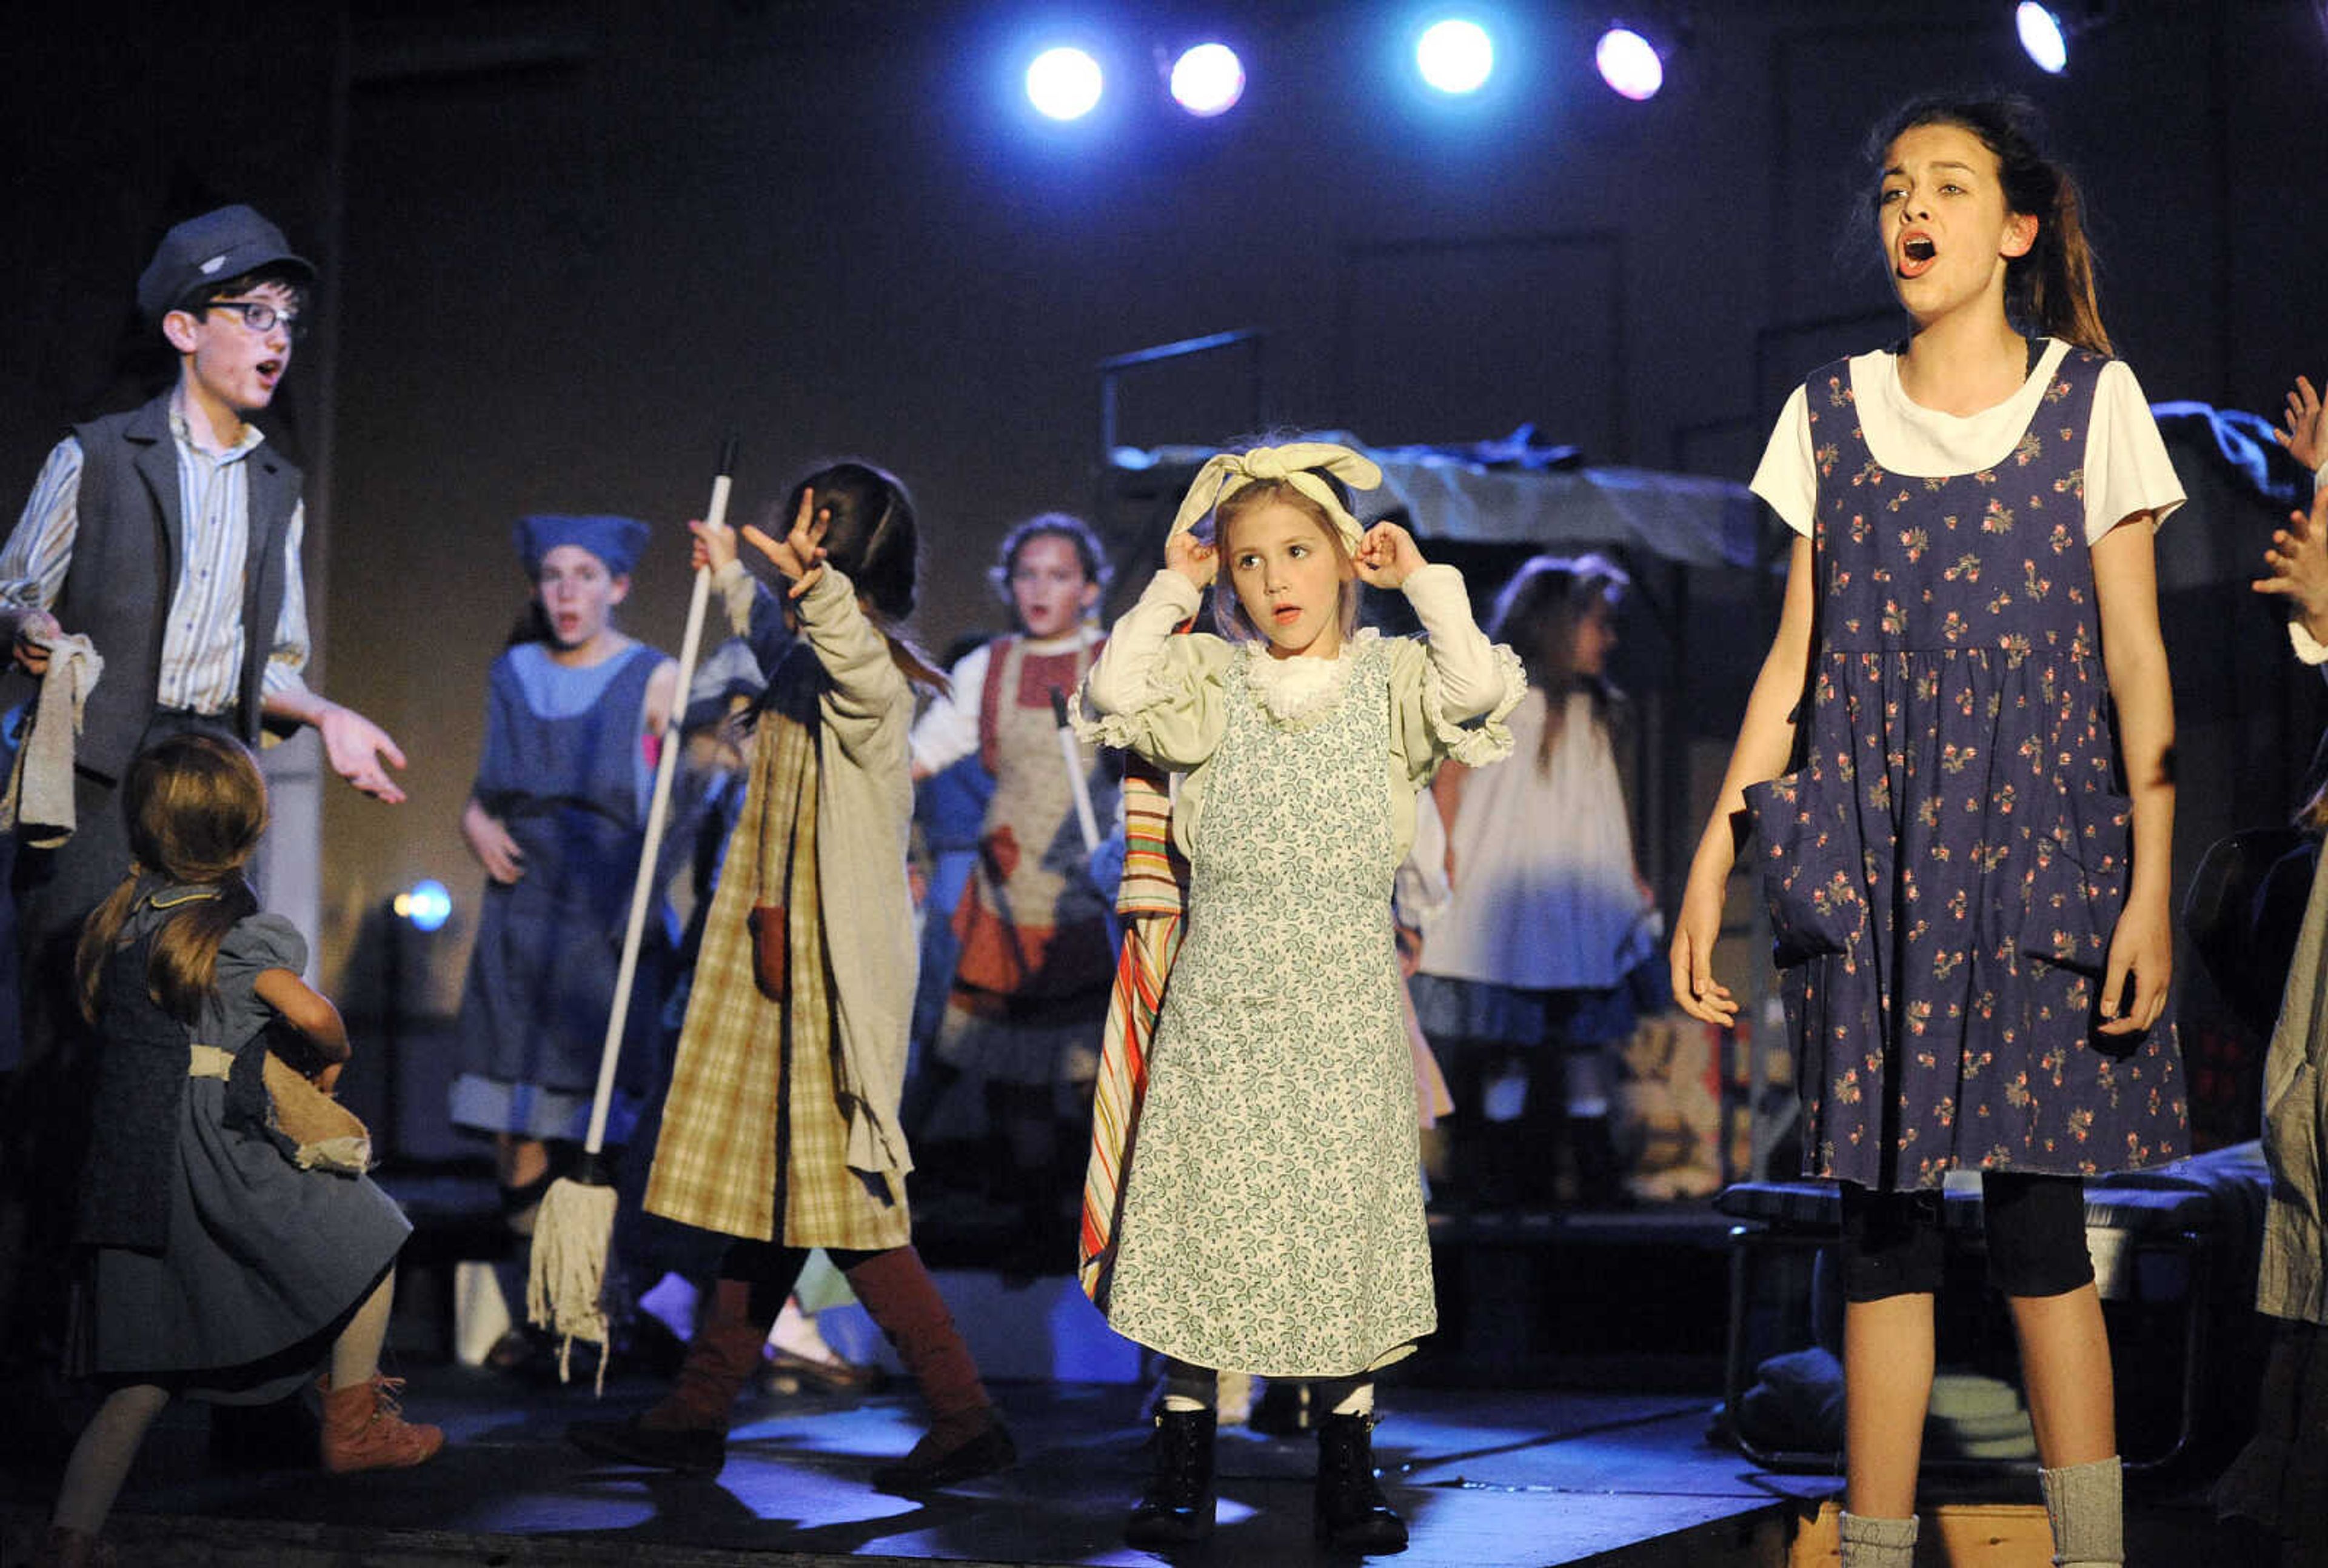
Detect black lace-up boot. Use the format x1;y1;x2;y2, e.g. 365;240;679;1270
1313;1412;1408;1552
1125;1407;1216;1546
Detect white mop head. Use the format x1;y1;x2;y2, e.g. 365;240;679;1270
527;1175;618;1393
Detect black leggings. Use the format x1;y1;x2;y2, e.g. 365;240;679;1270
1838;1172;2093;1302
718;1239;883;1323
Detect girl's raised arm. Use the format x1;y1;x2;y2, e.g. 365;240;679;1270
1670;532;1818;1026
2091;514;2174;1035
1078;569;1223;770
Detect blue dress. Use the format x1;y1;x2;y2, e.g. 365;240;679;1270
76;900;410;1398
452;640;671;1141
1748;349;2188;1191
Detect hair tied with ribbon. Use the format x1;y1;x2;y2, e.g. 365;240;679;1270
1165;441;1382;555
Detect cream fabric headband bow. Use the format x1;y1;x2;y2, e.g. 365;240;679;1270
1166;441;1383;554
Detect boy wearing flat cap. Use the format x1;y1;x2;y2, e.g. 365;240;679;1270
0;205;406;1419
0;204;407;966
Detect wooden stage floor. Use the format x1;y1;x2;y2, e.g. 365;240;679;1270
0;1366;1818;1566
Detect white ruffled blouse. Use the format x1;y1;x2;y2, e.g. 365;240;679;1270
1075;564;1526;862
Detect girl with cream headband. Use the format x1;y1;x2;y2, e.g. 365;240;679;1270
1077;441;1524;1550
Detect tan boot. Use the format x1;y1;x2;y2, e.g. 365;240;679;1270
317;1373;445;1473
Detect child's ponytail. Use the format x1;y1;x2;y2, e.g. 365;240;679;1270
76;875;143;1026
1870;93;2113;356
77;732;271;1025
2025;166;2111;357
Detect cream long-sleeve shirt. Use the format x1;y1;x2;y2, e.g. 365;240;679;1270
1075;564;1525;863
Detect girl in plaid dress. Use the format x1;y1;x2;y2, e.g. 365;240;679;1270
570;464;1013;1491
1671;97;2186;1568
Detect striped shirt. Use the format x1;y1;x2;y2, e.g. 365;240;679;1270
0;392;312;712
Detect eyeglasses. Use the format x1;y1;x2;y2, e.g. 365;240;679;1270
205;299;304;339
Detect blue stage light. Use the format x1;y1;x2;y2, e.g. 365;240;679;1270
1416;18;1494;95
395;878;453;933
1027;45;1104;121
1594;26;1663;100
2016;3;2069;73
1169;42;1245;117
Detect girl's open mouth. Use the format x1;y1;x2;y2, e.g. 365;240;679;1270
1898;232;1937;278
1272;604;1301;624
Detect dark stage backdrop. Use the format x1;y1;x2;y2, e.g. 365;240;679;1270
2;1;2324;1018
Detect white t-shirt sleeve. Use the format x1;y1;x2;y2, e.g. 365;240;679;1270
909;643;989;775
2081;360;2185;544
1749;383;1818;539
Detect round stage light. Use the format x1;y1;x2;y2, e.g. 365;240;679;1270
395;878;453;932
1416;18;1494;95
1026;45;1104;121
1169;42;1245;117
2016;3;2069;73
1594;26;1664;100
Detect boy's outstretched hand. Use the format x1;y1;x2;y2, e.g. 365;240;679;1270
740;487;829;599
1353;521;1425;590
316;703;407;803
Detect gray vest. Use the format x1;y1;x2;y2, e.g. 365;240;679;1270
55;392;300;779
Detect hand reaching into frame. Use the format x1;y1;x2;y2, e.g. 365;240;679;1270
2278;375;2324;473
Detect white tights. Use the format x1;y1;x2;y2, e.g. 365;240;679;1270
52;1269;398;1538
1159;1356;1374;1418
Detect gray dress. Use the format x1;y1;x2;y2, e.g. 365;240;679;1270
77;908;410;1399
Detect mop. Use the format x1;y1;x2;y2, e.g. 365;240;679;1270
527;439;735;1391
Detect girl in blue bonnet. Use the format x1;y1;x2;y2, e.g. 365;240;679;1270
1671;95;2187;1568
449;513;678;1363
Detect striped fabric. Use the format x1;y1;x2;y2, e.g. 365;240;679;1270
0;403;313;707
1077;752;1188;1307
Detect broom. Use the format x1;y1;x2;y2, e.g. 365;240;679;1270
528;438;735;1392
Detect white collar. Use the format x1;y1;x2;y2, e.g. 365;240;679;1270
1240;628;1377;725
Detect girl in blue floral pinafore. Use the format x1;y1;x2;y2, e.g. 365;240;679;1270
1673;98;2185;1568
1763;341;2186;1190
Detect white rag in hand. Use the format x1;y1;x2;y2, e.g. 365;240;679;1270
0;633;103;846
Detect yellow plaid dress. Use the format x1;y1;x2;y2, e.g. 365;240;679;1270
643;671;911;1249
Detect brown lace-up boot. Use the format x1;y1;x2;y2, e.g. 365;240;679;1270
317;1373;445;1473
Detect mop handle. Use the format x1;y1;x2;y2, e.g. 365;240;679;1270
580;438;737;1158
1050;687;1102;855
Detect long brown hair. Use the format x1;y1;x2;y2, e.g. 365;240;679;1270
1868;93;2112;355
76;733;268;1026
1488;553;1628;769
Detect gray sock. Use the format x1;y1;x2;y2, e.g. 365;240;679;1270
2039;1455;2123;1567
1839;1510;1919;1568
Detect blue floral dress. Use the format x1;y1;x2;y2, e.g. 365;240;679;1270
1747;348;2188;1191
